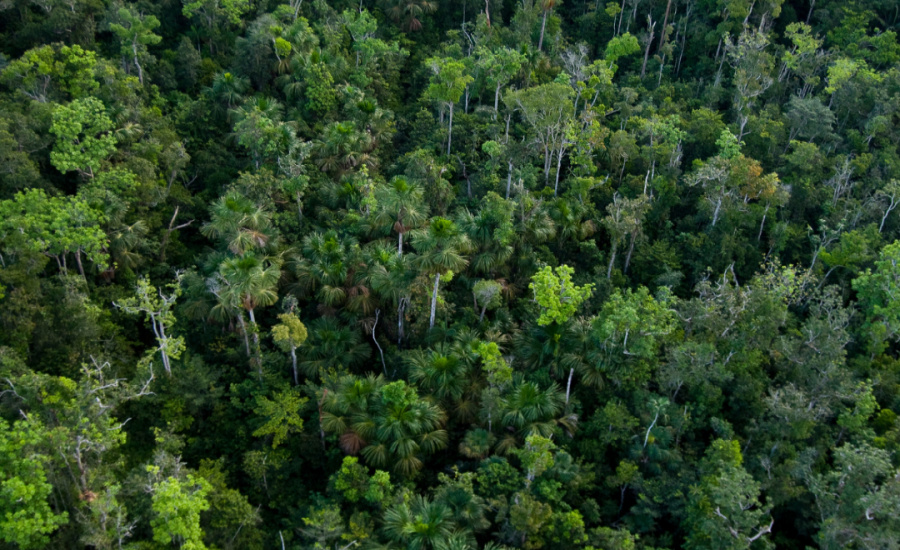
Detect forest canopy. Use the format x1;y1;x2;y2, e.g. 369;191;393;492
2;0;900;548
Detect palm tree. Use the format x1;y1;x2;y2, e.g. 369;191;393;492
216;253;281;374
313;121;374;178
372;176;428;256
319;372;384;454
362;381;448;476
379;0;438;32
201;192;276;255
321;377;448;476
297;317;370;379
367;242;417;343
290;231;373;314
458;195;515;276
499;380;575;452
406;347;469;403
413;217;471;330
383;495;453;550
459;428;494;459
204;72;250;117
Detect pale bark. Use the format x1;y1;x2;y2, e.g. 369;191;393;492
429;273;441;329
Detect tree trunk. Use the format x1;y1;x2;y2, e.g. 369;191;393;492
157;319;173;376
248;308;263;378
554;142;565;196
429;273;441;329
624;232;637;273
75;248;86;278
133;41;144;85
758;203;769;241
711;197;722;227
236;312;252;357
565;368;575;404
290;347;298;385
506;160;514;199
607;241;618;279
447;102;454;156
398;229;403;255
658;0;673;54
479;303;488;322
640;19;656;79
538;8;549;52
494;82;502;113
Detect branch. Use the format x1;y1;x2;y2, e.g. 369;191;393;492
747;518;774;543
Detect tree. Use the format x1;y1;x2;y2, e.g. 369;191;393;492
373;176;428;256
591;286;676;389
379;0;438;32
230;97;295;170
528;265;594;326
115;277;185;376
684;440;773;549
413;217;471;330
201;192;277;255
215;253;281;372
0;44;98;103
686;130;780;228
516;434;556;487
49;97;117;179
0;417;68;549
0;188;107;277
473;279;502;322
108;7;162;85
423;57;473;156
271;312;308;384
252;388;307;448
148;466;212;550
852;240;900;355
602;193;650;279
383;495;455;549
505;82;575;187
475;47;526;114
805;443;900;549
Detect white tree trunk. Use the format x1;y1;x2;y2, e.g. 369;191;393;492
429;273;441;329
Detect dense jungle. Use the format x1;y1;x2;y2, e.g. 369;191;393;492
2;0;900;548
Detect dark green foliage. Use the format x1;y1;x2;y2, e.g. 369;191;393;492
2;1;900;548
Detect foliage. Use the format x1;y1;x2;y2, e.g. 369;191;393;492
529;265;594;326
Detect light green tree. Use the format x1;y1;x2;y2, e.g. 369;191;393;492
0;418;69;549
0;44;98;102
271;312;308;385
49;97;117;178
423;57;473;155
148;467;212;550
0;188;107;277
528;265;594;326
516;434;556;487
252;388;308;448
505;82;575;188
